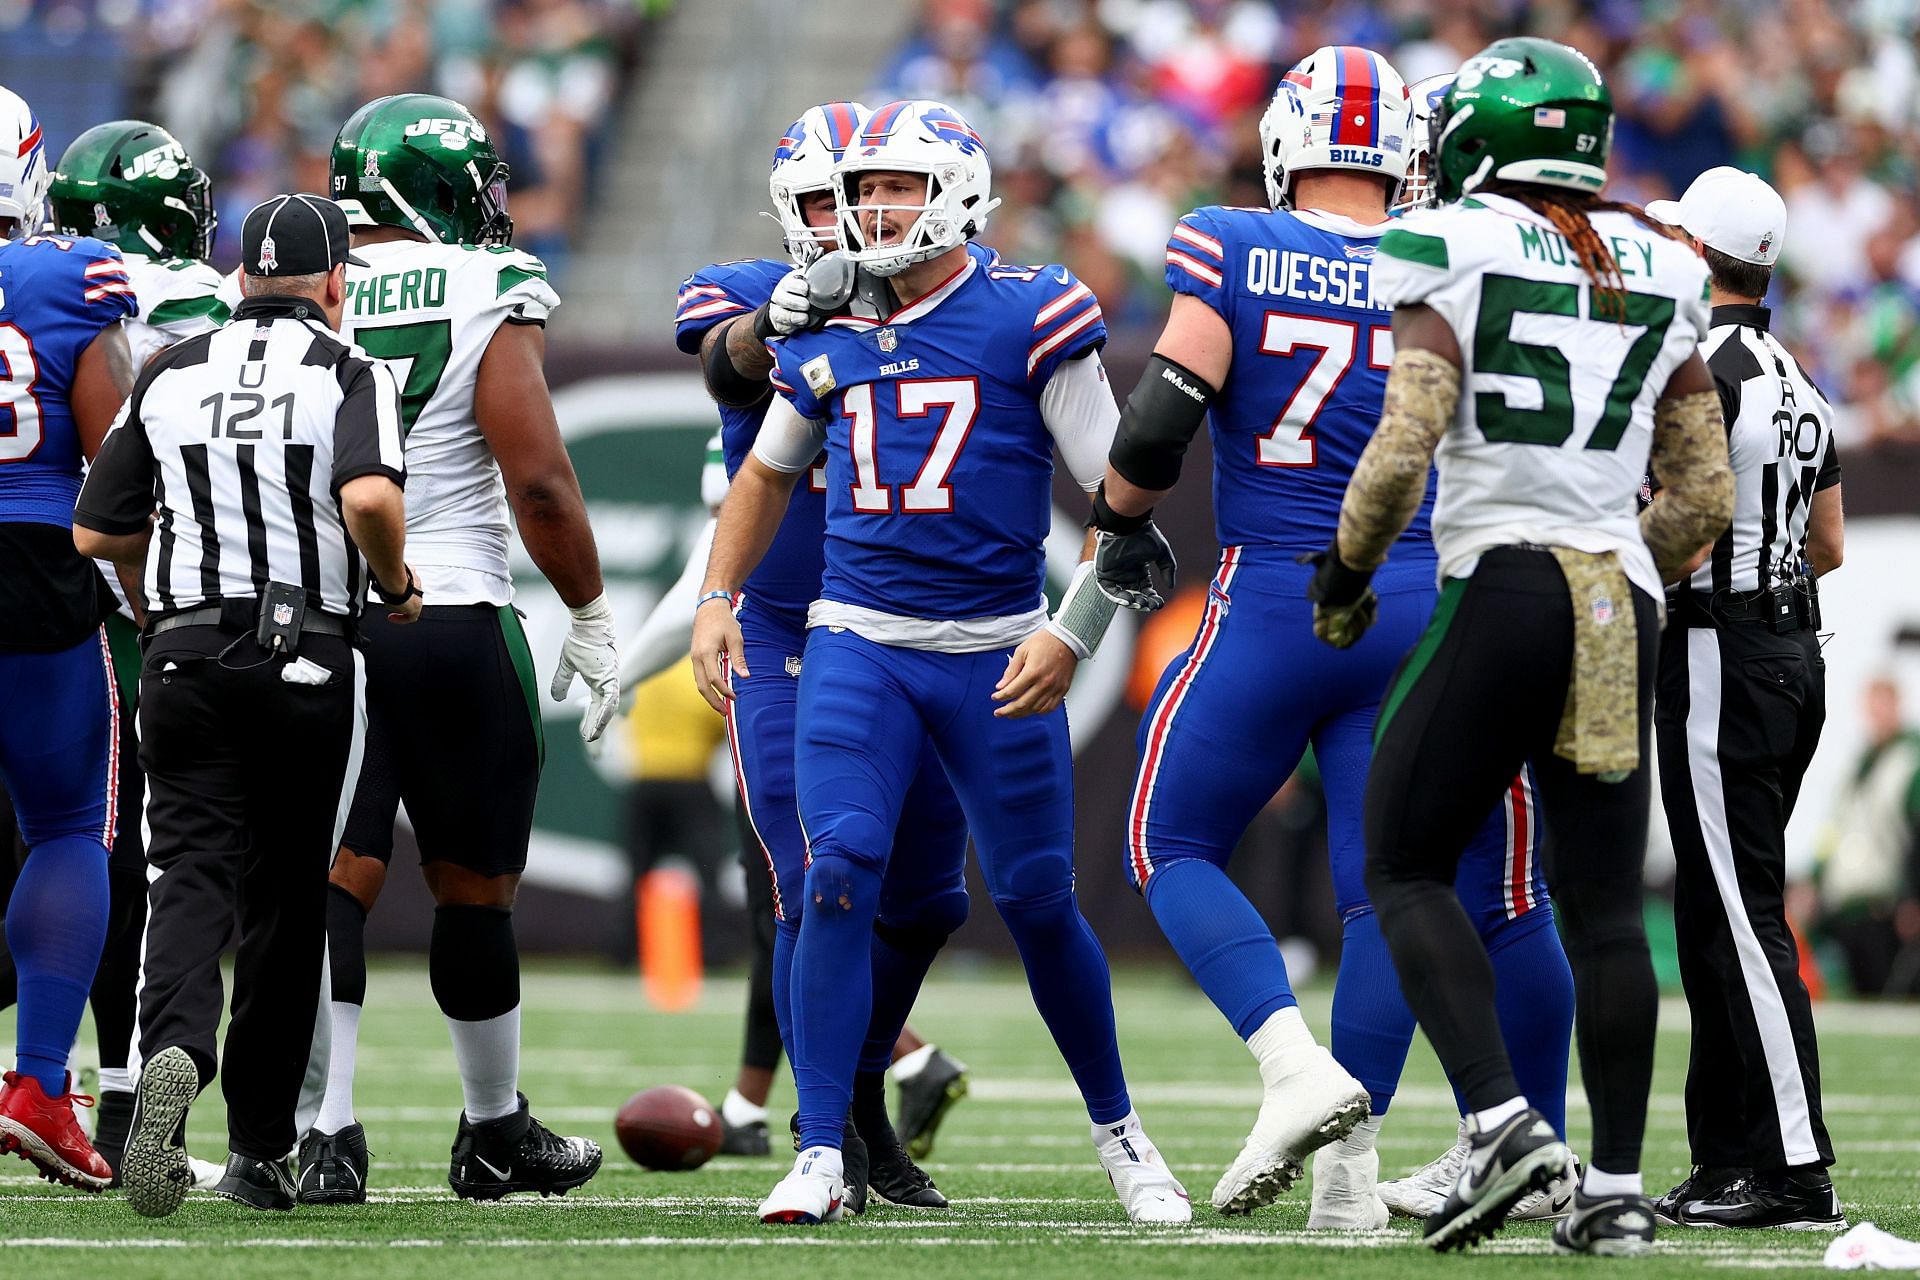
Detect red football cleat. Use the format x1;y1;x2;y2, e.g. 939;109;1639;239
0;1071;112;1192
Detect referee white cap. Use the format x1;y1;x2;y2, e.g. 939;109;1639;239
1646;167;1787;267
242;193;369;276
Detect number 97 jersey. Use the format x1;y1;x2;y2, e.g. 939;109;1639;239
1166;205;1431;558
1373;193;1711;599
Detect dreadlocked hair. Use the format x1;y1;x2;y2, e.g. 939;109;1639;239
1482;181;1682;322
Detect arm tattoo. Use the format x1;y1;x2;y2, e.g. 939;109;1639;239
1337;348;1459;571
721;314;775;380
1641;388;1734;583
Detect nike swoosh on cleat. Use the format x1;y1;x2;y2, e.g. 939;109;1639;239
474;1155;511;1181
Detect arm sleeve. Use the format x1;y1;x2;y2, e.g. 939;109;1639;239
751;394;828;474
72;393;156;534
1164;210;1230;315
618;517;717;690
1039;350;1121;492
331;357;407;493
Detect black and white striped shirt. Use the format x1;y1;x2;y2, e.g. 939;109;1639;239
75;294;405;619
1689;304;1841;597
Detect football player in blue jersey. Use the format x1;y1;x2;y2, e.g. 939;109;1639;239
0;85;138;1192
1089;48;1576;1224
692;98;1190;1227
665;100;975;1209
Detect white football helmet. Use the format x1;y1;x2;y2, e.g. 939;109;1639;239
831;99;1000;278
1394;74;1456;212
1257;46;1414;210
769;101;869;266
0;85;50;235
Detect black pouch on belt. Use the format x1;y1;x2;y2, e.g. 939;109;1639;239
256;581;308;657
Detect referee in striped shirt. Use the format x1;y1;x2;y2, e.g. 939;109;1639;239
73;193;420;1219
1645;169;1846;1232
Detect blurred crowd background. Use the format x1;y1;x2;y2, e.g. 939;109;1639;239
2;0;1917;993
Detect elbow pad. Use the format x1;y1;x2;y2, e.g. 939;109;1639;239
701;321;773;408
1108;354;1215;492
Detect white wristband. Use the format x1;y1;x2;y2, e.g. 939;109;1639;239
1046;561;1117;661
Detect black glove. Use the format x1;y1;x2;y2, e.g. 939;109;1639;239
1090;486;1176;611
1302;543;1378;649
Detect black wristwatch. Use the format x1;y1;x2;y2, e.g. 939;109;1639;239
372;569;421;607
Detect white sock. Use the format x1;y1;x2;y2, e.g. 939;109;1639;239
313;1002;363;1135
1092;1109;1142;1148
447;1006;520;1123
798;1145;843;1181
1330;1114;1382;1156
1469;1097;1528;1134
722;1088;767;1128
1584;1167;1643;1197
1246;1005;1318;1084
98;1067;132;1095
891;1043;935;1080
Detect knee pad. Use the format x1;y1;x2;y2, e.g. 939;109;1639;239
801;850;881;923
876;887;968;952
429;903;519;1022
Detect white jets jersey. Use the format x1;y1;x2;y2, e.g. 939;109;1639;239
122;253;228;367
1375;192;1712;599
340;239;558;603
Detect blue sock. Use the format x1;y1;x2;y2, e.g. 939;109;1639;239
1489;910;1574;1136
772;916;799;1060
1145;858;1296;1040
8;834;110;1095
998;887;1130;1124
791;853;880;1151
1331;909;1416;1115
859;921;945;1074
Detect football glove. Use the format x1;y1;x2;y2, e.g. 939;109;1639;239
551;593;621;744
1093;524;1177;612
762;252;859;337
1302;544;1378;649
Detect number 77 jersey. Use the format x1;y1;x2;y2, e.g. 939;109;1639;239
1373;192;1711;599
1165;205;1430;558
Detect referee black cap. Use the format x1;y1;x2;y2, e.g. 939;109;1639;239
242;193;368;277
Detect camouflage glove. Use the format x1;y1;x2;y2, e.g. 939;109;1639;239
1303;543;1378;649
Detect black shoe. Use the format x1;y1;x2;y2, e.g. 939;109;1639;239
866;1135;948;1208
895;1048;968;1161
448;1093;602;1200
1676;1169;1845;1231
1553;1189;1657;1256
719;1115;770;1157
297;1123;370;1205
92;1089;133;1187
1423;1108;1569;1252
787;1111;872;1215
1654;1164;1749;1225
214;1152;296;1211
123;1045;199;1220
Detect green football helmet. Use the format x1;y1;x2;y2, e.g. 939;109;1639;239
331;94;512;246
1431;37;1613;204
48;120;215;261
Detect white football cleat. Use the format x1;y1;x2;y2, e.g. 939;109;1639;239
758;1146;848;1225
1308;1125;1390;1229
1380;1120;1468;1219
1095;1113;1192;1224
1510;1150;1580;1220
189;1155;226;1190
1212;1011;1370;1216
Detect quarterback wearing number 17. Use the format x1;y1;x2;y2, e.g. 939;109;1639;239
690;99;1190;1227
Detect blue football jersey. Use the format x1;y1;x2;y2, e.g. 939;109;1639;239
1166;206;1434;557
770;254;1107;621
674;257;826;622
0;234;137;525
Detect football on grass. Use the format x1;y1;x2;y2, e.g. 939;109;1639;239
616;1085;724;1171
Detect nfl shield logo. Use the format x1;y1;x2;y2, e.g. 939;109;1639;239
257;235;277;274
1593;596;1614;625
785;656;803;677
877;328;898;354
273;603;293;626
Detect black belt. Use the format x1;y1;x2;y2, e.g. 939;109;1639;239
1670;582;1817;632
149;604;350;639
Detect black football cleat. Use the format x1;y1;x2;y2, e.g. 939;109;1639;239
214;1152;297;1211
719;1114;770;1157
297;1122;370;1205
1676;1169;1845;1230
866;1136;948;1208
91;1089;133;1187
1553;1189;1657;1256
1654;1164;1749;1225
895;1047;968;1160
448;1093;602;1201
1423;1108;1569;1252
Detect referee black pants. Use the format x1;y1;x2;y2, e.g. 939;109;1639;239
1364;547;1660;1174
1656;618;1833;1172
134;626;365;1161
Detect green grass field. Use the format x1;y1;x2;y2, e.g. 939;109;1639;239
8;960;1917;1278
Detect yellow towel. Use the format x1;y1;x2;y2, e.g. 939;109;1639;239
1549;547;1638;781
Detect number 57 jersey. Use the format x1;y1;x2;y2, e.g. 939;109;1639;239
1374;193;1710;599
1166;205;1430;560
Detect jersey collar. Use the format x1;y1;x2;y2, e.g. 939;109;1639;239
234;294;330;324
1711;303;1771;332
1291;208;1392;239
885;253;977;325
